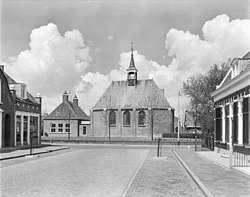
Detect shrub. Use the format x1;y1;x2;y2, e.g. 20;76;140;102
162;133;202;139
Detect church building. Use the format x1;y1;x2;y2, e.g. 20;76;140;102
90;46;174;139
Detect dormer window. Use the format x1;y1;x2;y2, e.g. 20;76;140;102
21;84;26;98
10;83;27;99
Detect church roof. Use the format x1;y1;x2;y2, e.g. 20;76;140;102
92;79;172;110
44;101;90;120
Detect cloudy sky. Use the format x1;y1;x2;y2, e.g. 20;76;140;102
1;0;250;115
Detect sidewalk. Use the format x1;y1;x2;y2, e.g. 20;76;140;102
197;150;250;176
0;145;69;161
175;148;250;197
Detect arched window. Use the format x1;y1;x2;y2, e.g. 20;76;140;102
138;110;145;126
123;110;131;126
109;110;116;126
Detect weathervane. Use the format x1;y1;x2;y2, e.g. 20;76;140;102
131;42;134;54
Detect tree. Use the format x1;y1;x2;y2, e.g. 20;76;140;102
183;61;230;134
140;89;169;140
99;93;117;139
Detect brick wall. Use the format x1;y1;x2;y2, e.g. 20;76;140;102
0;70;15;147
44;119;79;138
91;109;174;138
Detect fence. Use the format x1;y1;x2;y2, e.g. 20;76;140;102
233;146;250;167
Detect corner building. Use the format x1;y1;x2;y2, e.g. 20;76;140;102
91;47;174;138
212;52;250;150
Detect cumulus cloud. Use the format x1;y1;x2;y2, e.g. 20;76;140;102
6;23;92;97
165;14;250;80
164;14;250;114
77;14;250;113
5;15;250;114
107;35;114;40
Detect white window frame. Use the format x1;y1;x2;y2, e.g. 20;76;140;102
50;123;56;133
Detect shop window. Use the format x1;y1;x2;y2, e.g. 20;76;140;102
30;116;38;137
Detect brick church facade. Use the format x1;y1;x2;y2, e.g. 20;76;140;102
90;46;174;139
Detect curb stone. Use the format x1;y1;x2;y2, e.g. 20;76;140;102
172;149;214;197
0;147;70;161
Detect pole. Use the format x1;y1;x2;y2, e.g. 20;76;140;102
30;136;32;155
68;112;70;140
157;138;160;157
177;91;180;145
195;120;197;151
108;112;110;140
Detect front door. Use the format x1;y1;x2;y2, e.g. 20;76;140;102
23;116;28;145
16;115;21;145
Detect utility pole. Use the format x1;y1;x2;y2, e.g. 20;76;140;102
68;112;70;140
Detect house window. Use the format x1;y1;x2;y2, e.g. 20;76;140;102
65;124;70;133
51;124;56;133
83;126;87;135
138;110;146;126
58;124;63;132
123;110;131;126
109;110;116;126
20;84;26;99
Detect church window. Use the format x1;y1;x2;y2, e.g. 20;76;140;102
123;110;131;126
138;110;146;126
109;110;116;126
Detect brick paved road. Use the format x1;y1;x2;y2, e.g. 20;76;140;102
0;148;148;197
125;149;204;197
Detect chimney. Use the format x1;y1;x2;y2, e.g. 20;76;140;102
0;65;4;72
73;95;78;106
62;91;68;103
35;92;42;104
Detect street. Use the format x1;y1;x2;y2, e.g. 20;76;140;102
0;145;203;197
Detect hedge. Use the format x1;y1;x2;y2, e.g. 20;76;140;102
162;133;202;139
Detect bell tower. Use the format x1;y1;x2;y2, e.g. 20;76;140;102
127;43;138;86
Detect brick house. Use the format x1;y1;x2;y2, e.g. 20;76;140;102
0;66;15;148
211;52;250;152
90;47;174;138
43;92;90;138
0;65;42;147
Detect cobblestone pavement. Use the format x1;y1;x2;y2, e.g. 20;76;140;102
125;148;204;197
0;148;148;197
175;148;250;197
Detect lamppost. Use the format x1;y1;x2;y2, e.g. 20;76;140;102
177;91;181;145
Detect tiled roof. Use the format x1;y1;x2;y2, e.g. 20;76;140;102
242;51;250;59
4;72;39;105
92;79;172;110
45;101;90;120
